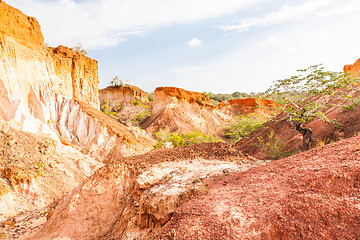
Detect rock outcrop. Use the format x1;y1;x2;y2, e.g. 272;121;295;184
49;45;99;108
99;84;150;122
0;120;102;222
0;1;153;158
24;143;265;240
154;136;360;239
344;58;360;76
141;87;227;138
0;1;154;226
218;98;278;118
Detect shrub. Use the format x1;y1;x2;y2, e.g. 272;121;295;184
71;42;88;55
132;110;151;123
153;129;220;148
256;130;296;160
131;100;140;106
224;113;266;143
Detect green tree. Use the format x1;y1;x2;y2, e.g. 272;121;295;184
224;113;266;143
109;76;123;87
266;64;360;150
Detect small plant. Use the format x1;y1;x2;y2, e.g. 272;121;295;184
131;100;140;106
34;162;46;177
113;102;122;112
132;110;151;123
109;76;125;87
256;130;295;160
153;141;164;149
100;99;117;115
71;42;88;55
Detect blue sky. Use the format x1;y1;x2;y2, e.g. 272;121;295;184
6;0;360;93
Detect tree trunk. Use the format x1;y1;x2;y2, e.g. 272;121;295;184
295;123;313;151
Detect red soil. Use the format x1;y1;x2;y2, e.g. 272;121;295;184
154;136;360;239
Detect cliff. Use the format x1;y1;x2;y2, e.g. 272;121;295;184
0;1;154;222
0;2;153;156
141;87;227;137
100;84;149;105
49;45;99;108
344;58;360;76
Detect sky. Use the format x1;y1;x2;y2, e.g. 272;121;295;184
6;0;360;94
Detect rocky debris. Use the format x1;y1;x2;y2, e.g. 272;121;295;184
142;87;228;138
154;136;360;239
23;143;267;240
0;120;102;222
344;58;360;77
218;97;279;118
0;207;51;239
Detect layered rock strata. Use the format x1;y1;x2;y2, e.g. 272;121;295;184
142;87;227;137
218;98;278;118
0;2;153;157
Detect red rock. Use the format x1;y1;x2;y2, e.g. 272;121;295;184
344;58;360;76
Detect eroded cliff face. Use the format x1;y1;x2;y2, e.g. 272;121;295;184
100;84;149;105
142;87;227;137
344;58;360;76
49;45;99;108
218;98;279;118
99;84;150;121
24;143;265;240
0;2;153;158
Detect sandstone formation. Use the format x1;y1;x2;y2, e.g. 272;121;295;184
0;1;153;158
344;58;360;76
0;120;102;222
142;87;227;138
0;1;153;226
99;84;150;121
236;86;360;159
24;143;266;240
49;45;100;108
218;98;278;118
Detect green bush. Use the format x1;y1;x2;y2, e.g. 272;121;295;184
169;133;186;147
256;130;296;160
224;113;266;143
132;110;151;123
153;128;220;148
131;100;140;106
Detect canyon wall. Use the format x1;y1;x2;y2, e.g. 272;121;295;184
0;2;153;157
141;87;227;138
99;84;150;121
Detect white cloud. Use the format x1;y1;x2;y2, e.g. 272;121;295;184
186;38;203;47
220;0;360;32
6;0;268;49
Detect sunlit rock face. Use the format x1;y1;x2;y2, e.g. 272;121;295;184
344;58;360;77
141;87;227;138
0;2;153;157
49;45;100;108
99;84;151;120
218;98;279;118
